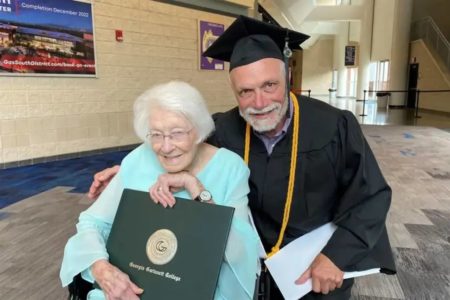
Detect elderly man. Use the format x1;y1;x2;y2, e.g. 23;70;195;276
89;16;395;300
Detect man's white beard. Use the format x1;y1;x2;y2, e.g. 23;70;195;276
240;98;289;133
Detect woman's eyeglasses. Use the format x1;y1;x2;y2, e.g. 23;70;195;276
147;128;193;144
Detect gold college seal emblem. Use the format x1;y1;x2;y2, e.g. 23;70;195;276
146;229;178;265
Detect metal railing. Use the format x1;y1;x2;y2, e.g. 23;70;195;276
328;88;337;99
361;89;450;118
291;89;311;97
360;90;409;117
411;16;450;72
414;89;450;118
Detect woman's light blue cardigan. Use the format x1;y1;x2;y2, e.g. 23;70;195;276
60;145;260;299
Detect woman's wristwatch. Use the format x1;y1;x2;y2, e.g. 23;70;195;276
195;190;212;203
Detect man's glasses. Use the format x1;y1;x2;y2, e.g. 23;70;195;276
147;128;193;144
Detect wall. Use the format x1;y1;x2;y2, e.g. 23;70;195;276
224;0;254;7
302;37;334;95
333;22;348;97
348;21;360;43
290;50;303;92
412;0;450;41
355;0;373;100
410;40;450;113
0;0;236;165
315;0;338;5
371;0;394;61
388;0;413;105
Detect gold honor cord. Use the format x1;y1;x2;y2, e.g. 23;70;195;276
244;92;300;258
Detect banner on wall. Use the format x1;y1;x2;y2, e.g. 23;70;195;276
344;45;358;67
198;20;224;70
0;0;96;76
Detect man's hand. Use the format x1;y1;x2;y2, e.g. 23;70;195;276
87;166;120;200
92;259;143;300
295;253;344;294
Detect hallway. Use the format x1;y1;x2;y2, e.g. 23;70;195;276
317;95;450;128
1;104;450;299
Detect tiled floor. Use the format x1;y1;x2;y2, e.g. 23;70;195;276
352;125;450;299
1;102;450;299
318;95;450;128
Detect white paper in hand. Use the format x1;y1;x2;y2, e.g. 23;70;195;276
264;223;379;300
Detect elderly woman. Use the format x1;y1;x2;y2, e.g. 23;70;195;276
60;81;260;300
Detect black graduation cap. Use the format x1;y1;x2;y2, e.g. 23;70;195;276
203;15;309;71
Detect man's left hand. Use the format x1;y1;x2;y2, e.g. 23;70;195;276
295;253;344;294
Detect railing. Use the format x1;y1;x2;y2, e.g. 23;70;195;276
361;89;450;118
291;89;312;97
360;90;408;117
414;89;450;118
328;88;337;99
411;16;450;72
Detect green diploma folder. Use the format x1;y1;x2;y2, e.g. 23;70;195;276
105;189;235;300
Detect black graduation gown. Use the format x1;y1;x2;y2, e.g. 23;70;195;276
208;95;396;274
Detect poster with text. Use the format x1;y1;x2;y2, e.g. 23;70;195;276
199;20;224;70
0;0;96;76
344;45;358;67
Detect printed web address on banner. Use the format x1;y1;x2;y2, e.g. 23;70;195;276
2;59;95;69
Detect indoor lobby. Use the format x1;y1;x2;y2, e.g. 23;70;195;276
1;0;449;299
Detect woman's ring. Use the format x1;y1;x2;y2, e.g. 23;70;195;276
157;187;162;192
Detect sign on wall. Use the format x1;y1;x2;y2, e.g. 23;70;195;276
198;20;224;70
344;45;358;67
0;0;96;76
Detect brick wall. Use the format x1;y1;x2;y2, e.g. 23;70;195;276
0;0;237;164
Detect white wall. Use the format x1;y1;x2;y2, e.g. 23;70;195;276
410;40;450;112
333;22;349;97
349;21;361;43
371;0;395;61
302;38;334;95
389;0;413;105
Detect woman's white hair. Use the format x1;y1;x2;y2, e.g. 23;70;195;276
133;81;215;143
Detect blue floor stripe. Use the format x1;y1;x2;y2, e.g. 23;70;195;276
0;150;131;209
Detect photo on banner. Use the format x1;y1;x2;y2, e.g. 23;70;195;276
198;20;224;71
0;0;96;77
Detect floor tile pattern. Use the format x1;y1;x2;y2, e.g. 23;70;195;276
351;126;450;299
1;126;449;299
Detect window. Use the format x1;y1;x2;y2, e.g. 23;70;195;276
368;60;390;98
346;67;358;97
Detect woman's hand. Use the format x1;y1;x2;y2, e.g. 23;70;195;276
92;259;143;300
149;172;212;207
